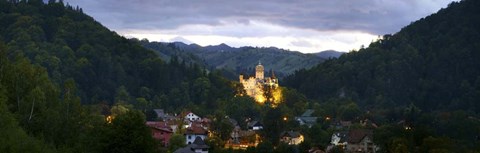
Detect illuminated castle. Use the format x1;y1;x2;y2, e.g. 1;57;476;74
239;62;281;105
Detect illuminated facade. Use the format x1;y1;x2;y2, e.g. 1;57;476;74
239;62;282;105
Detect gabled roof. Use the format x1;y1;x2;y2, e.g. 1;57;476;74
146;121;174;133
248;121;263;127
190;136;209;149
185;126;208;135
151;126;173;133
281;131;301;138
332;131;348;143
174;137;209;153
185;111;195;116
153;109;165;116
297;116;317;123
301;109;315;117
347;129;373;144
173;147;194;153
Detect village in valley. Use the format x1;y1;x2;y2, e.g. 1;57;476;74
145;108;380;153
144;63;381;153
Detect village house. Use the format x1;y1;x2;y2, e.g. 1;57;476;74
247;121;263;131
153;109;177;121
327;129;378;153
185;112;202;122
145;121;174;146
174;136;210;153
185;124;208;144
280;131;304;145
330;131;348;146
295;109;318;128
228;126;259;149
346;129;378;153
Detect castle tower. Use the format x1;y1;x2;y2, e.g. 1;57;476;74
255;62;264;80
239;74;244;83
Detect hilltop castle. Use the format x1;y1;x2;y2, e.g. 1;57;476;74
239;62;281;104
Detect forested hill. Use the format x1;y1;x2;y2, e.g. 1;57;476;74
284;0;480;111
0;1;236;152
140;41;325;78
283;1;480;150
0;0;233;106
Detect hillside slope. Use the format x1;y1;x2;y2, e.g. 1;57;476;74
0;1;235;152
141;41;325;78
283;0;480;150
0;0;232;107
284;0;480;111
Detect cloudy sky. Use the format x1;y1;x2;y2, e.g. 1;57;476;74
64;0;457;53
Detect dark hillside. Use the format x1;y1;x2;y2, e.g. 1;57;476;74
284;0;480;112
0;0;232;108
284;1;480;151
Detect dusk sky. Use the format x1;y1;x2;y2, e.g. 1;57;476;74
63;0;458;53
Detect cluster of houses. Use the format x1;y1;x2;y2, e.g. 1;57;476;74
145;109;379;153
145;109;309;152
145;109;210;153
326;129;379;153
295;109;380;153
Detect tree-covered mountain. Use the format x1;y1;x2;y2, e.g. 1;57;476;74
0;1;237;152
311;50;344;59
140;41;325;78
284;0;480;151
0;0;235;108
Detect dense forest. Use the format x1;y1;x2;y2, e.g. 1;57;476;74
0;0;233;152
284;0;480;151
0;1;311;153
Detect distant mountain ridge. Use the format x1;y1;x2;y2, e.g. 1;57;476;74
140;41;332;78
312;50;345;59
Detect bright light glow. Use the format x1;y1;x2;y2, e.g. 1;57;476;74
106;115;113;124
272;87;283;105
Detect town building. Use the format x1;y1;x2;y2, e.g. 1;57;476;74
280;131;304;145
247;120;264;131
185;112;201;122
174;136;209;153
295;109;318;128
185;125;208;144
327;129;379;153
145;121;174;146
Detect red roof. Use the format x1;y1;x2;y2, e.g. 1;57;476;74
185;125;208;135
347;129;373;144
146;121;173;133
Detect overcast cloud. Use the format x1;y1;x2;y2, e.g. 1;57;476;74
63;0;458;53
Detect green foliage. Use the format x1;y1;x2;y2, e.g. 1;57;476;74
91;110;157;153
0;85;56;153
255;140;274;153
283;0;480;151
0;1;235;152
168;134;186;152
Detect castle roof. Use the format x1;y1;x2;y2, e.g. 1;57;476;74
256;62;264;69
